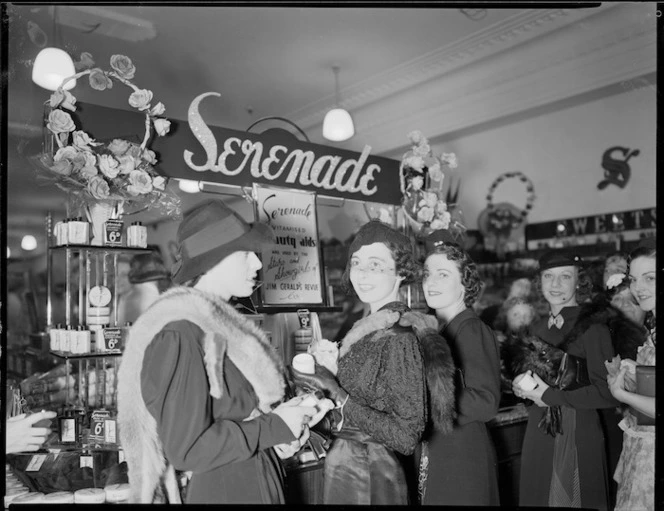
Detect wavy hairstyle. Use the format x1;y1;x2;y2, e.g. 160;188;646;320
340;241;420;294
532;264;594;304
423;243;483;307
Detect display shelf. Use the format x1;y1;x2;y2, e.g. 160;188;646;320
50;351;122;360
49;244;152;254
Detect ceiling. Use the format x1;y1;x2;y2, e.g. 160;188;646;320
4;3;656;259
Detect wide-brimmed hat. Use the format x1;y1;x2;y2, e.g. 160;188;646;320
129;252;171;284
348;219;412;257
538;250;582;272
171;199;275;284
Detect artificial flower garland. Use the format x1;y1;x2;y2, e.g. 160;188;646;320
35;53;181;218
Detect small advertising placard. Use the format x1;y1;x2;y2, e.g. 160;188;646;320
253;184;324;306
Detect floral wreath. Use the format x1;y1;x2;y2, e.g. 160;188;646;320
34;53;181;218
486;172;535;231
399;130;464;238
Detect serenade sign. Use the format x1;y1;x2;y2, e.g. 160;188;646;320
181;92;402;204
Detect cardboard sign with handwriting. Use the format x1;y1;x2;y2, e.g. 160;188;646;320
253;185;324;306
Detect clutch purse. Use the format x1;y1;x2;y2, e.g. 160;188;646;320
633;365;656;426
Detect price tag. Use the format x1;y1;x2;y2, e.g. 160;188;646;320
104;220;124;247
25;454;47;472
101;328;123;352
89;410;111;444
118;450;126;464
104;418;117;444
80;455;94;469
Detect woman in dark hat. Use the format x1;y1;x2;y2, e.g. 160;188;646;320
607;238;656;511
512;250;619;510
292;219;455;505
415;228;501;506
117;200;319;504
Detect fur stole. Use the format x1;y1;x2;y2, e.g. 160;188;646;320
117;286;286;503
339;303;456;434
562;296;647;360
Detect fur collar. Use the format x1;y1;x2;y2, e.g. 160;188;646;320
117;286;286;503
339;302;407;358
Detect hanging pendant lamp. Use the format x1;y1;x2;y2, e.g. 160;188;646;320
32;7;76;91
322;65;354;142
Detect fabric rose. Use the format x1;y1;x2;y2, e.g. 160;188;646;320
413;142;431;157
410;175;424;191
438;210;452;229
408;130;425;145
71;152;88;172
429;219;446;231
129;89;153;111
405;155;424;171
435;200;448;214
110;55;136;80
127;144;143;160
89;69;113;91
152;175;166;191
72;131;96;149
417;206;435;223
79;164;98;180
117;154;136;174
87;175;110;199
153;118;171;136
98;154;120;178
142;149;157;164
54;146;79;162
50;159;73;176
428;162;443;182
127;170;153;195
606;273;626;290
47;110;76;134
82;151;96;169
151;102;165;116
420;191;438;208
107;139;131;156
49;89;76;111
442;152;458;169
74;52;95;71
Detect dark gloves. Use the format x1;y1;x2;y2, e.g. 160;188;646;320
290;364;348;407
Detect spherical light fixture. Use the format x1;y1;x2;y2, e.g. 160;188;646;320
21;235;38;251
32;47;77;91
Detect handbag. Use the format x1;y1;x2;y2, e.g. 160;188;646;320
633;365;656;426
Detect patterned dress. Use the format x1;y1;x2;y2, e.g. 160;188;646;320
613;331;656;511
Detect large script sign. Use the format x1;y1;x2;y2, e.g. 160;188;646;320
253;184;325;306
176;92;401;204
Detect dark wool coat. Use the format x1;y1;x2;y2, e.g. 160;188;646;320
117;287;294;504
519;305;619;511
416;308;502;506
324;301;429;505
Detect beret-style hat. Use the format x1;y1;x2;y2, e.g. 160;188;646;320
348;219;412;257
538;250;582;272
423;229;459;254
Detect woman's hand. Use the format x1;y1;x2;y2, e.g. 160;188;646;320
274;426;310;460
6;411;57;454
271;396;318;438
512;371;550;407
608;366;628;401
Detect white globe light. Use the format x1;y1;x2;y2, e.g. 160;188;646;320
21;235;38;251
322;108;355;142
178;179;200;193
32;48;77;91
